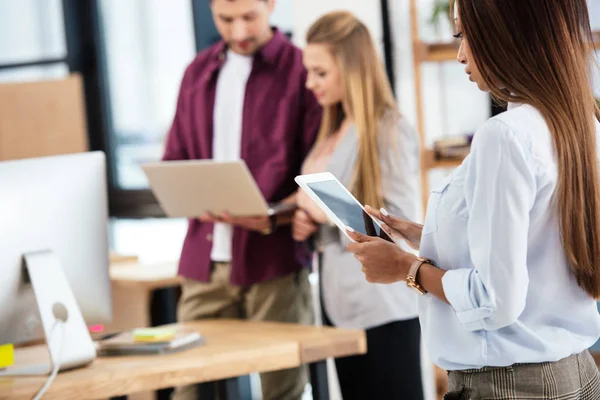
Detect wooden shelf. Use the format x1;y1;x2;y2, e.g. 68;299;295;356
422;148;466;169
410;0;464;209
419;32;600;60
417;41;460;63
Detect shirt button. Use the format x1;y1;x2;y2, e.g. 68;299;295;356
206;234;213;242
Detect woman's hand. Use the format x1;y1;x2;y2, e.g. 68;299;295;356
292;209;319;241
346;228;415;284
297;190;329;224
296;190;312;210
365;205;423;251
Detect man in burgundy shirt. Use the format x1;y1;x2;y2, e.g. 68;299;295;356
163;0;321;399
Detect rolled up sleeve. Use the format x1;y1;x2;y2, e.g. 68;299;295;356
442;119;536;332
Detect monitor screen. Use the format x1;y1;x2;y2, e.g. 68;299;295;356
306;179;391;241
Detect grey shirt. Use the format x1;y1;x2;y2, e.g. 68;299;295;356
316;110;422;329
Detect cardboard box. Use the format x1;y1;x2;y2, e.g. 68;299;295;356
0;74;88;161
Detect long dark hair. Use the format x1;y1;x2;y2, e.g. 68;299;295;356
455;0;600;297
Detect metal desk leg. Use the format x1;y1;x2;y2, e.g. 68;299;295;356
309;361;329;400
237;375;253;400
198;376;248;400
151;287;179;400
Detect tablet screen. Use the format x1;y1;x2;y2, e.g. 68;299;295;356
306;179;391;241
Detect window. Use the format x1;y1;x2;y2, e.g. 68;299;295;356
0;0;66;65
99;0;196;190
109;218;187;263
0;0;68;82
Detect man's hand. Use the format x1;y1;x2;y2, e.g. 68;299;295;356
346;228;415;284
219;212;271;233
197;211;271;233
292;209;319;241
364;205;423;251
198;212;221;224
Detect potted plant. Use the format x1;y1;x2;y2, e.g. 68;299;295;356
429;0;451;31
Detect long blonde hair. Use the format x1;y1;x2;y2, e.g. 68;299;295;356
306;11;397;209
456;0;600;297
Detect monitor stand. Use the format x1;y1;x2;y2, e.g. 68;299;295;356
0;250;97;376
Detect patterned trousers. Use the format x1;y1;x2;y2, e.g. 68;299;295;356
445;350;600;400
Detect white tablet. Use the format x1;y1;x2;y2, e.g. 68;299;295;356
142;160;270;218
295;172;392;242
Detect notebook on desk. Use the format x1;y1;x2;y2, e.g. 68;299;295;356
97;329;204;356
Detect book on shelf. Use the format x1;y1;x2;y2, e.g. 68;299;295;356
433;133;473;159
436;146;470;159
97;328;204;356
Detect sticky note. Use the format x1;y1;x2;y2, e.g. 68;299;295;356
132;327;176;342
0;344;14;369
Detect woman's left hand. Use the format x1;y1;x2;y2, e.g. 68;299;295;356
346;228;415;284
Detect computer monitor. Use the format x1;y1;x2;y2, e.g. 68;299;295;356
0;151;112;374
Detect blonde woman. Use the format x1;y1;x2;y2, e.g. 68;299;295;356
293;11;423;399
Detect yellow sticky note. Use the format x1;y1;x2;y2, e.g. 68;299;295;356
132;327;176;343
0;344;14;369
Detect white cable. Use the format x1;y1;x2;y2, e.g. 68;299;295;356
32;321;65;400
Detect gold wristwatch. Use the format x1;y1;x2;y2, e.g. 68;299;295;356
406;256;433;295
260;214;278;236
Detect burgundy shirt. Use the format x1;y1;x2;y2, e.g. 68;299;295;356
162;29;322;286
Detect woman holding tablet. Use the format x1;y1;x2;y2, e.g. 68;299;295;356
292;11;424;399
348;0;600;398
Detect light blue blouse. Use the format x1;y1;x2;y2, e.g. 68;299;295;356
419;103;600;370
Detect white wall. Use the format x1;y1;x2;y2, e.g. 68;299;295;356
271;0;294;32
289;0;383;52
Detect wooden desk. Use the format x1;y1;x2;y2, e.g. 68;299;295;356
0;320;366;400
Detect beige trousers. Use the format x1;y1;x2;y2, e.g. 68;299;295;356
172;263;313;400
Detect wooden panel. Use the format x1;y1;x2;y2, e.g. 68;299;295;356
0;74;88;161
109;252;139;265
1;320;365;400
422;149;465;170
418;41;460;63
593;351;600;369
420;32;598;61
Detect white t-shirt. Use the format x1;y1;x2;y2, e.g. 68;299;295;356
211;50;253;262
